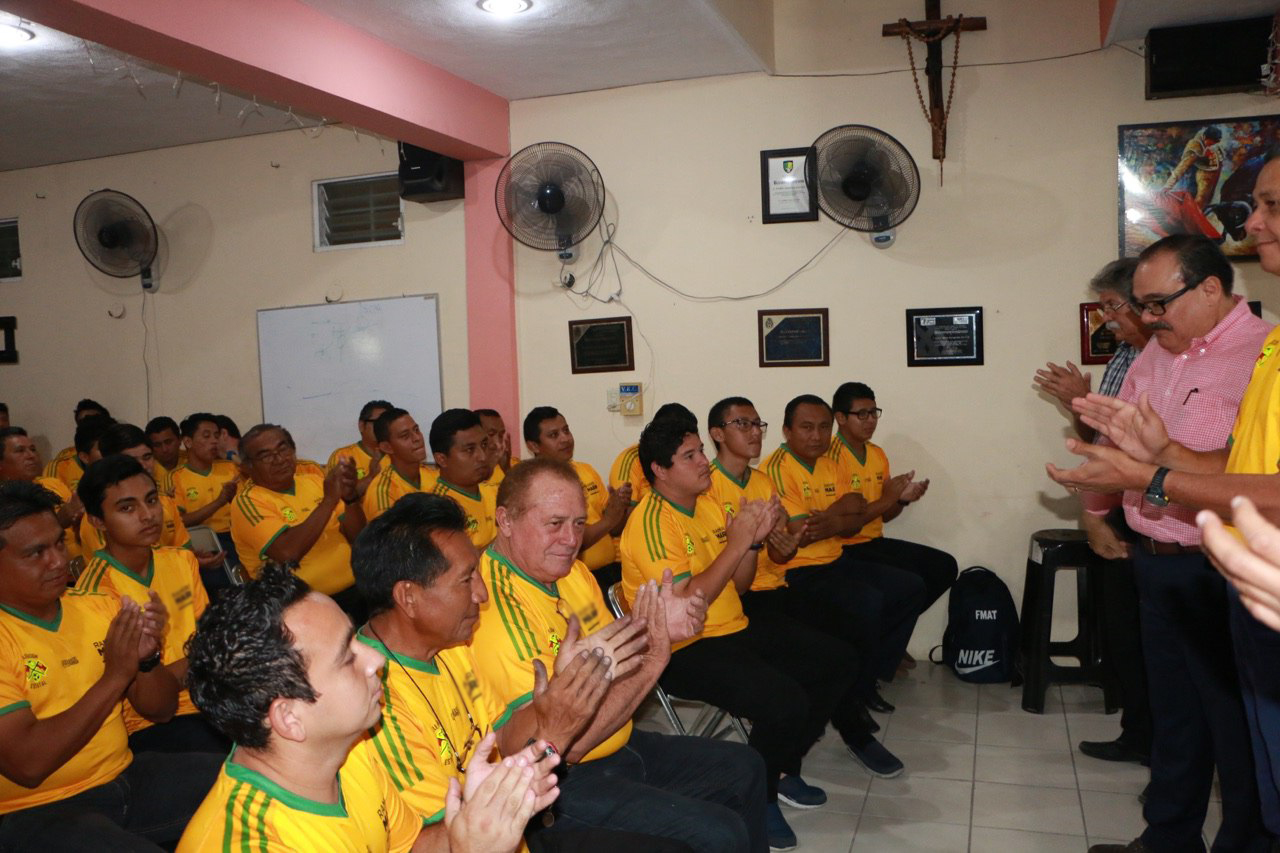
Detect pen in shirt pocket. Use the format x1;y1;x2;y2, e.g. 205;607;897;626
1183;388;1199;405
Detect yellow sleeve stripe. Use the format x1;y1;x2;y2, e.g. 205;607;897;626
0;700;31;716
223;780;272;853
640;498;667;564
486;559;540;661
369;672;425;791
234;489;265;526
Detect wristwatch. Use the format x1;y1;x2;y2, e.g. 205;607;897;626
137;650;163;673
1144;467;1171;507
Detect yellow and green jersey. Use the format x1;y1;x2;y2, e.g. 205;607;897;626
177;739;421;853
0;593;131;813
42;447;83;491
609;444;648;506
171;459;239;533
363;464;439;522
327;441;389;482
471;548;631;762
1227;325;1280;478
430;479;497;549
573;459;617;570
707;459;787;591
74;547;208;732
32;476;82;563
620;490;746;651
826;434;890;545
762;444;843;571
231;473;354;595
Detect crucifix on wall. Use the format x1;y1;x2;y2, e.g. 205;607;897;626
882;0;987;180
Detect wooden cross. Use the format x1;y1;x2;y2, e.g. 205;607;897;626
882;0;987;161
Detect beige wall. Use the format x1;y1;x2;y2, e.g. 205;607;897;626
0;128;468;458
509;0;1277;652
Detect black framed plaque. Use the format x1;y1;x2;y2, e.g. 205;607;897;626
758;308;829;367
0;317;15;364
569;316;634;374
905;307;983;367
760;148;818;224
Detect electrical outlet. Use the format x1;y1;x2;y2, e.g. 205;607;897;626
619;383;643;417
606;388;620;412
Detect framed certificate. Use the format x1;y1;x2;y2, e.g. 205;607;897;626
905;307;983;367
758;309;829;367
1080;301;1118;365
568;316;634;374
760;148;818;224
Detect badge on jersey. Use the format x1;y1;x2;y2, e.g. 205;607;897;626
282;507;298;523
23;657;47;685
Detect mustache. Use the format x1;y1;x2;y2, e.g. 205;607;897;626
1147;321;1173;332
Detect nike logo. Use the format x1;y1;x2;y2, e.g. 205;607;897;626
954;661;997;674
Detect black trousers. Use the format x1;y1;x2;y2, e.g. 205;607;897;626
1098;553;1152;753
842;536;958;614
1134;551;1269;853
127;712;230;755
659;611;857;800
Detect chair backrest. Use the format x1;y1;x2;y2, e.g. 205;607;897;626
605;582;630;619
187;524;247;585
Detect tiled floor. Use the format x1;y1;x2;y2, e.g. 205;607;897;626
634;664;1223;852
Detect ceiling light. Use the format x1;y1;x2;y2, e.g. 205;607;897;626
478;0;531;17
0;22;35;46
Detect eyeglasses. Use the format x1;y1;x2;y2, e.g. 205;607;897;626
248;444;294;465
1129;279;1201;316
1098;300;1129;315
845;408;883;421
719;418;768;433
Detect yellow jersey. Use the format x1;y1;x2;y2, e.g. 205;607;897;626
42;448;84;491
171;459;239;534
0;593;131;813
77;493;190;557
1227;325;1280;477
707;459;787;591
471;548;631;762
231;473;354;595
151;461;174;497
573;459;617;570
32;476;82;563
609;444;649;506
619;490;747;651
359;632;508;826
327;442;389;481
430;479;497;549
177;739;421;853
73;547;208;732
826;434;890;545
363;464;439;522
762;444;843;570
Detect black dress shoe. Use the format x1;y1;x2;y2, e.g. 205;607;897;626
864;691;896;714
1088;839;1148;852
1078;738;1149;765
852;702;880;734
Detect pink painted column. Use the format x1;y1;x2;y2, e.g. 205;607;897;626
464;159;519;431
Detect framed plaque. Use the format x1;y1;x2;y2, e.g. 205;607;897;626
758;309;829;367
1080;302;1118;365
568;316;634;374
905;307;983;367
760;148;818;224
0;316;14;364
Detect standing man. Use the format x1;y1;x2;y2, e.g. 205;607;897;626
523;406;630;590
328;399;392;498
363;408;436;522
429;409;498;549
1048;233;1272;853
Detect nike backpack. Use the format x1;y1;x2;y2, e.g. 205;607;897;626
930;565;1019;684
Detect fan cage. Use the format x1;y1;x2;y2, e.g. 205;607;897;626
809;125;921;232
73;189;159;278
494;142;605;251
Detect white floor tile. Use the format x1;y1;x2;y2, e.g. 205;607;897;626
971;781;1086;835
975;745;1078;790
852;815;971;851
883;707;978;744
969;826;1093;852
977;710;1071;750
782;808;859;852
863;775;974;825
798;766;871;816
1079;787;1145;841
881;738;976;782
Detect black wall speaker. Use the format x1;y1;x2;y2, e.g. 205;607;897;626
398;142;465;203
1146;16;1270;100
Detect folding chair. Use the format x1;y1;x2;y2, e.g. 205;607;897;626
605;582;748;742
187;524;248;586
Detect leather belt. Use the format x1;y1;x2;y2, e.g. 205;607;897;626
1135;535;1202;556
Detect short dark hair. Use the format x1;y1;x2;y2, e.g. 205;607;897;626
1138;233;1234;295
706;397;752;452
474;408;501;420
495;457;581;519
74;398;110;420
352;493;468;617
213;415;241;439
639;417;697;486
653;403;697;431
97;423;149;457
186;564;317;749
241;424;294;455
78;455;152;520
359;400;394;423
832;383;876;415
144;416;180;438
783;394;832;428
0;403;8;415
180;413;219;439
75;414;117;455
522;406;561;445
0;480;63;549
373;408;411;444
0;427;28;460
429;409;482;456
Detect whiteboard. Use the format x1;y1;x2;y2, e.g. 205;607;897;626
256;295;443;463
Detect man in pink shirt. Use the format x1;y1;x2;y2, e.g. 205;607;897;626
1050;234;1271;853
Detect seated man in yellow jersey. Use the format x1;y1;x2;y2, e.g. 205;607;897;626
0;480;220;852
471;458;768;852
143;416;183;493
329;399;394;498
171;413;241;586
44;399;111;484
364;407;437;521
608;404;698;520
232;423;366;618
523;406;630;591
0;427;86;551
73;455;228;757
353;493;692;853
829;382;957;621
181;562;555;853
477;409;519;485
429;409;498;549
760;395;926;771
623;416;860;851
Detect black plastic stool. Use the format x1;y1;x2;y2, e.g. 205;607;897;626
1018;529;1121;714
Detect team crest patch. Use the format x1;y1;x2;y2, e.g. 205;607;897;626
851;475;862;490
281;507;298;523
723;502;735;518
548;629;562;655
683;534;695;555
801;482;812;498
356;467;367;479
1260;343;1278;366
466;517;479;533
23;657;47;685
185;487;200;502
433;725;453;762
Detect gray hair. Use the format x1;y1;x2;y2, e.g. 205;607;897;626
1088;258;1139;301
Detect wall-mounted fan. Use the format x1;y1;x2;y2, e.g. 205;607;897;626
495;142;605;259
809;125;920;247
73;189;159;291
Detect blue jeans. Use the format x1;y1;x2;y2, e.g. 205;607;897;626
543;728;767;853
0;751;221;852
